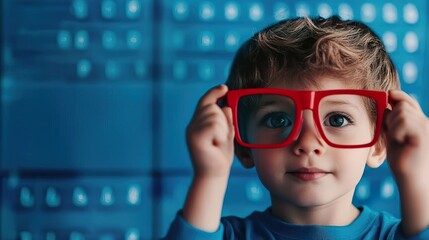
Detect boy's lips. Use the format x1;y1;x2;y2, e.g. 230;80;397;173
287;167;330;181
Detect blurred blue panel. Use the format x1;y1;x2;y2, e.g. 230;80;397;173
1;0;155;239
1;83;153;171
159;83;205;171
1;175;153;239
158;175;192;238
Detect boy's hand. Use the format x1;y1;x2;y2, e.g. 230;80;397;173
186;84;235;178
384;90;429;184
182;84;235;231
384;90;429;236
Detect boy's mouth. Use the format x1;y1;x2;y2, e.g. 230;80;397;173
287;167;330;181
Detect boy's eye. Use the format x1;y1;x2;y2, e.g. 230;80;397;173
324;113;353;127
261;112;292;128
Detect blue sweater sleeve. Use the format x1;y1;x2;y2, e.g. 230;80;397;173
163;212;224;240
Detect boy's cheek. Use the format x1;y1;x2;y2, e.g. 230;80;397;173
251;149;286;163
251;149;287;169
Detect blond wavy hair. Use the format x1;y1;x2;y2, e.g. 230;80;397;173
225;16;400;91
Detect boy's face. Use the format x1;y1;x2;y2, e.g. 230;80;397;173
237;76;386;211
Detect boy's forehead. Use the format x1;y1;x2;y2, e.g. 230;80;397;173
266;75;360;90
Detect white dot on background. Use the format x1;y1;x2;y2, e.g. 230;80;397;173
126;0;140;19
199;2;215;21
382;31;397;53
356;179;370;200
382;3;397;23
57;30;71;49
127;30;141;49
361;3;376;23
338;3;353;20
225;32;239;50
403;3;419;24
173;1;189;20
380;177;395;199
273;3;289;21
199;31;215;49
225;2;239;20
75;30;89;49
249;3;264;21
296;3;310;17
403;31;419;53
77;59;91;78
318;3;333;19
402;61;418;84
127;185;141;205
125;228;140;240
246;181;263;201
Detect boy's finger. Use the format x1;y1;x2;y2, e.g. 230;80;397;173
198;85;228;108
222;106;235;140
388;90;421;110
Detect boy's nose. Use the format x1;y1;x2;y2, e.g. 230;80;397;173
292;110;327;156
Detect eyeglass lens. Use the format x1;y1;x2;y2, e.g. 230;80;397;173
236;94;378;146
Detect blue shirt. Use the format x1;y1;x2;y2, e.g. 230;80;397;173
164;206;429;240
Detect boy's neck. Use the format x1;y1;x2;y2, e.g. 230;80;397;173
270;194;360;226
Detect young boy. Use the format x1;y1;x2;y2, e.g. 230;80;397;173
164;16;429;239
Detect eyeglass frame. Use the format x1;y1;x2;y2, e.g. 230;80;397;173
224;88;389;149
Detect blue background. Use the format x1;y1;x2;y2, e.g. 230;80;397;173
0;0;428;239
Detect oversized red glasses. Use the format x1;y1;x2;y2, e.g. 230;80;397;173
225;88;388;148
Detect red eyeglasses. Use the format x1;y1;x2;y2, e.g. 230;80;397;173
225;88;388;149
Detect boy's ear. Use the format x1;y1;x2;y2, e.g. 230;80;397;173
235;145;254;169
366;140;386;168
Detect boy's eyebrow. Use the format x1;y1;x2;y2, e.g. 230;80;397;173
322;100;362;111
254;96;295;109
